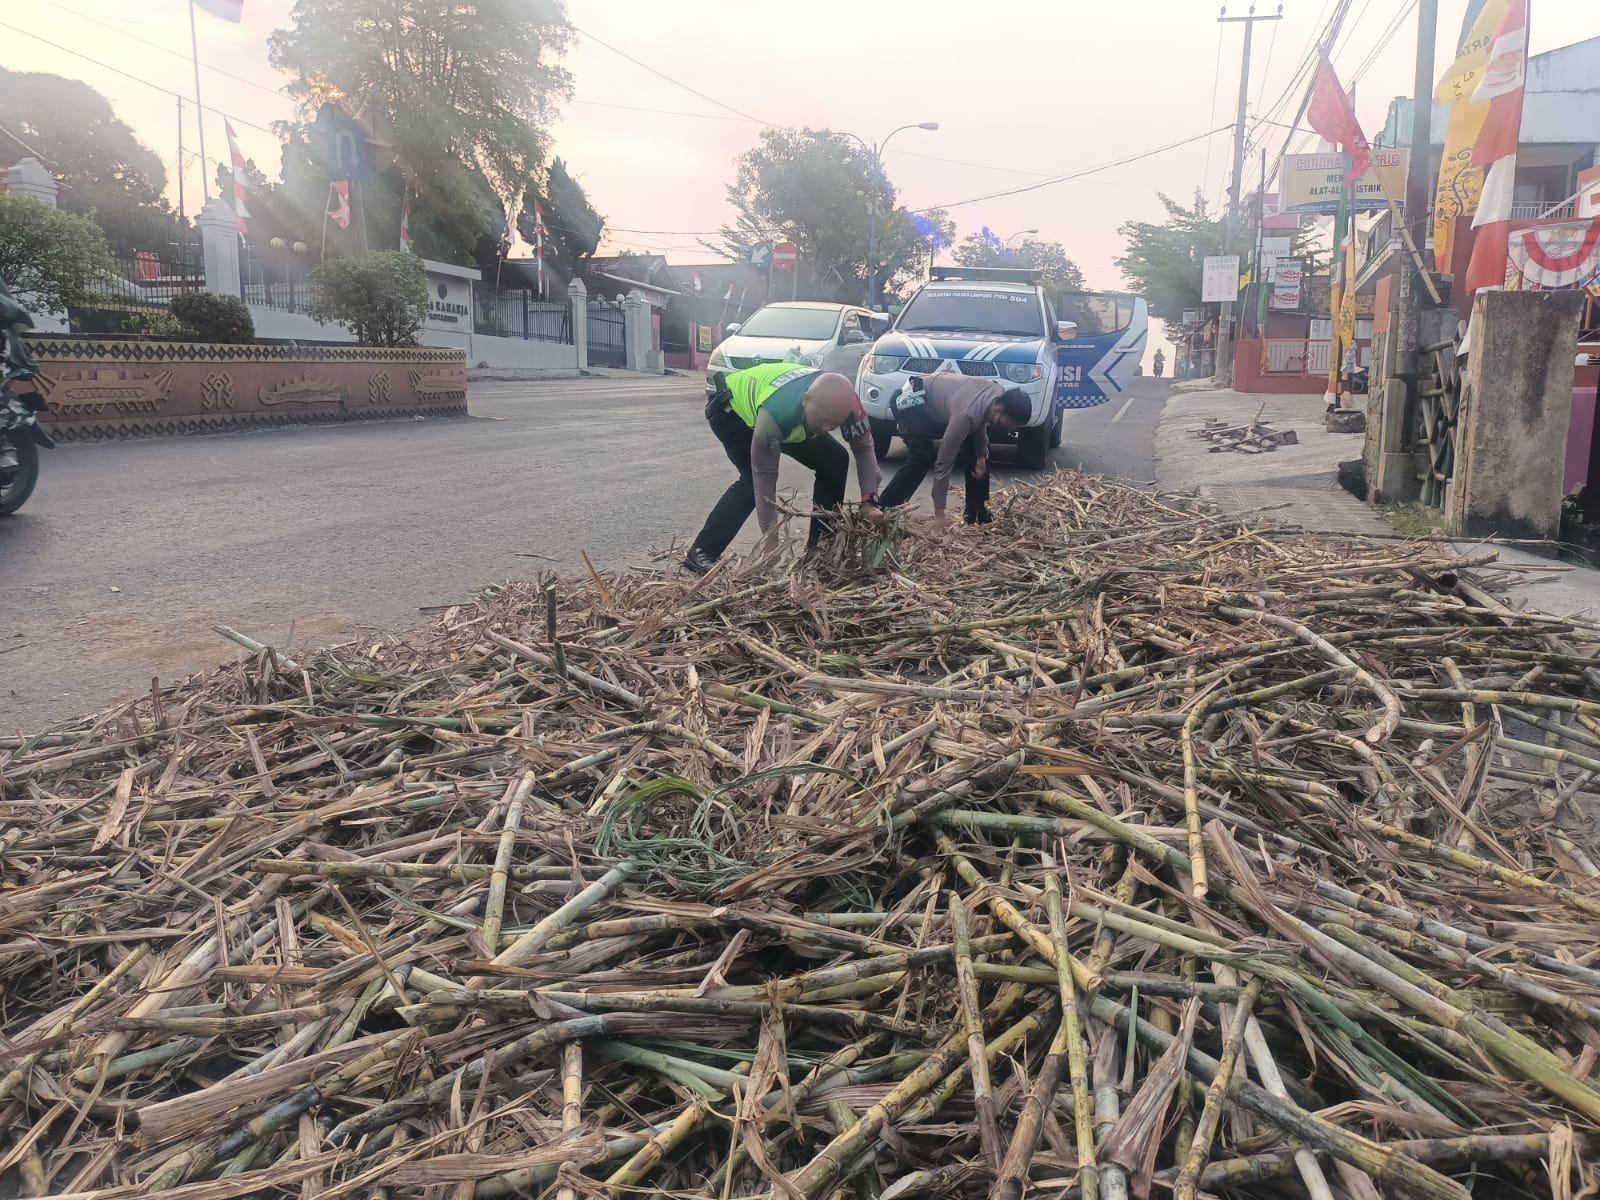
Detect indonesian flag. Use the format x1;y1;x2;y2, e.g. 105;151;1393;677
224;119;249;236
1463;0;1529;295
534;200;546;296
400;190;412;252
327;181;351;230
1305;55;1369;186
193;0;243;20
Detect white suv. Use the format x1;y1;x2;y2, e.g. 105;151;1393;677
856;268;1073;469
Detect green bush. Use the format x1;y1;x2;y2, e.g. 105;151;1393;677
0;193;115;314
169;292;255;344
123;309;190;340
309;251;429;346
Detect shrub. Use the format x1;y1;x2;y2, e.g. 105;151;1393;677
309;251;429;347
169;292;255;344
0;193;115;314
123;309;190;340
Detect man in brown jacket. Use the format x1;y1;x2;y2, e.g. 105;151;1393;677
877;373;1032;525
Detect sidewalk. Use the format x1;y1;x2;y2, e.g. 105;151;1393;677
1154;387;1600;618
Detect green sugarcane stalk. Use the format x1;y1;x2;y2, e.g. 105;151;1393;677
478;859;635;978
703;681;829;727
1084;990;1470;1200
1173;979;1260;1200
1313;880;1600;991
604;1100;707;1195
1180;696;1213;897
251;858;596;883
480;777;531;955
949;893;1001;1169
423;988;916;1035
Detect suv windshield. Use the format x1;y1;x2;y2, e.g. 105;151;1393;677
735;306;841;340
897;289;1043;337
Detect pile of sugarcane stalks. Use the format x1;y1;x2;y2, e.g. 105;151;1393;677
1196;415;1299;454
10;471;1600;1200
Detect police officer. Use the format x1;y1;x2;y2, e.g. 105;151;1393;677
684;362;883;574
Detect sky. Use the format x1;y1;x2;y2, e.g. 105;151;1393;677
6;0;1600;292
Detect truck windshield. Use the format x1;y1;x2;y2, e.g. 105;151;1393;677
897;289;1043;337
736;306;841;340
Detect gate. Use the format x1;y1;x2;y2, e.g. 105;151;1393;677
587;301;626;368
1416;324;1466;509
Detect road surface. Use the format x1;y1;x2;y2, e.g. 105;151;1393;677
0;373;1167;731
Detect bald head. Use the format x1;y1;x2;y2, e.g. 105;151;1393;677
802;372;860;434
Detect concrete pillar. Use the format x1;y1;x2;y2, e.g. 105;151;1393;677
1446;289;1585;540
197;198;242;299
623;289;651;372
568;278;588;370
5;158;58;207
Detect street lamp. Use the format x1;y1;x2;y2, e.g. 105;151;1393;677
842;121;939;308
1003;228;1039;250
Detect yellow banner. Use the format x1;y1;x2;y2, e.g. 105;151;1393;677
1432;0;1510;270
1281;150;1410;213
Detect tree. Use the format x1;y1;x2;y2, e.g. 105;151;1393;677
518;157;603;287
0;193;115;314
309;250;428;346
269;0;572;264
954;228;1086;293
1114;192;1226;335
0;69;185;255
713;128;954;303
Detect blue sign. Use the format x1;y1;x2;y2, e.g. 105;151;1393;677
748;242;771;270
313;105;371;183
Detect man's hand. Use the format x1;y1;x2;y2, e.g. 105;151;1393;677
861;501;886;530
972;456;988;480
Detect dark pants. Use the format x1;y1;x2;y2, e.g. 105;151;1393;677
878;405;991;522
690;399;849;561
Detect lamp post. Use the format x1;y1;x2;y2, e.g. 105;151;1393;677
841;122;939;308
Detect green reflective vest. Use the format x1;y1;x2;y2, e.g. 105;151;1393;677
726;362;816;444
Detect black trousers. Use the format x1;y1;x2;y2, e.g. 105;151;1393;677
878;406;991;521
690;399;849;560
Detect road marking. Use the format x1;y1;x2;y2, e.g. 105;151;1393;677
1110;396;1136;424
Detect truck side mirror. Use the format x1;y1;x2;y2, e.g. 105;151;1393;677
1056;320;1078;341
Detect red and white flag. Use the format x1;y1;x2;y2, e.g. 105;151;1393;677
327;181;351;230
193;0;243;21
224;119;249;236
400;189;412;252
1463;0;1529;295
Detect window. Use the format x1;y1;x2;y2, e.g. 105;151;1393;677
896;289;1044;337
735;305;843;340
1055;293;1134;336
840;311;862;342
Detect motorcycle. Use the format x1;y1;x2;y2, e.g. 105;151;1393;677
0;280;53;516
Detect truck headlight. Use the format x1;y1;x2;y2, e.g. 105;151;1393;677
1003;362;1044;384
866;353;907;374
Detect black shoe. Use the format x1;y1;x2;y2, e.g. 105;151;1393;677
965;508;994;526
682;548;717;576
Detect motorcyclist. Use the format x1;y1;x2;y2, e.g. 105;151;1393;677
0;277;39;382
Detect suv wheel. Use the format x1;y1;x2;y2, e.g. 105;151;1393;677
1048;411;1064;449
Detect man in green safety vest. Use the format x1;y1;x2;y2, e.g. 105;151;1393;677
684;362;883;574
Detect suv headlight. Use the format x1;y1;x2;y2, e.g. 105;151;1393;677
707;349;730;369
1002;362;1044;384
866;353;907;374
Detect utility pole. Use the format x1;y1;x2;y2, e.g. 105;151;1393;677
187;0;209;202
177;95;186;225
1374;0;1438;501
1216;3;1282;387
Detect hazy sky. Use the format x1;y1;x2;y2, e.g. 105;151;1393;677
8;0;1600;289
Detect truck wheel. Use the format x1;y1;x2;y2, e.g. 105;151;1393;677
870;418;896;459
1017;423;1049;470
1048;411;1064;449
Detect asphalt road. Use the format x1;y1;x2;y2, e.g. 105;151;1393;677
0;373;1167;732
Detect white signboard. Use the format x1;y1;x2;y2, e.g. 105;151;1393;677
1201;255;1240;303
1259;237;1293;263
1269;259;1304;310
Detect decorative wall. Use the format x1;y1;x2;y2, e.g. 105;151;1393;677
26;338;467;442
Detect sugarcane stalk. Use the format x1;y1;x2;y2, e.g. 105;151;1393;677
475;860;635;980
480;776;530;955
948;893;1001;1169
1180;696;1212;897
1172;978;1259;1200
604;1099;707;1195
